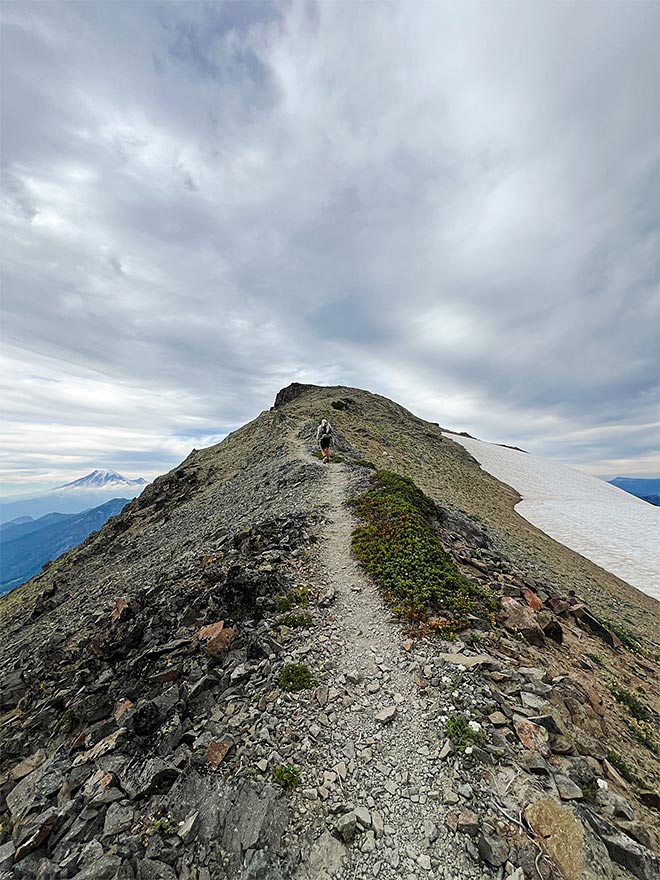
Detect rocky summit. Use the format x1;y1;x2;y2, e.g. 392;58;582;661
1;383;659;880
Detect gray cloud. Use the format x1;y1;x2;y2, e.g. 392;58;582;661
1;0;658;493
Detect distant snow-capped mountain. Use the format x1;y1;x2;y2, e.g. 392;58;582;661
55;470;148;491
0;469;149;524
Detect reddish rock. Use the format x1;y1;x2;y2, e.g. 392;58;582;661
198;620;225;641
111;598;129;623
110;596;140;623
514;719;550;756
205;738;233;769
457;810;479;836
148;668;181;685
13;808;58;861
113;699;134;722
522;588;543;611
445;811;459;832
9;750;47;782
499;597;545;646
81;770;114;799
205;628;235;659
548;596;571;615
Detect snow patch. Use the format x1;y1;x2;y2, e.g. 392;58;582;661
443;433;660;602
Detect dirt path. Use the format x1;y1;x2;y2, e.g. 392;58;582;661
310;461;479;880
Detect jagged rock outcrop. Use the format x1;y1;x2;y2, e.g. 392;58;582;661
1;384;658;879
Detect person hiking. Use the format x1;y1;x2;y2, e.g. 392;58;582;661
316;418;333;464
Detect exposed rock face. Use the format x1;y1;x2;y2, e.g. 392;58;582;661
272;383;319;409
1;383;659;879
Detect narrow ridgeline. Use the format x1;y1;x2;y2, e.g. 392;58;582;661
0;383;658;880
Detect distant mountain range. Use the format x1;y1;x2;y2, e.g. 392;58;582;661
0;469;148;523
0;497;130;595
57;469;148;491
608;476;660;506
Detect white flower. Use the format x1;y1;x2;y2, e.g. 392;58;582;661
442;676;451;684
464;746;473;755
452;690;459;698
457;664;466;672
468;720;481;732
597;778;608;790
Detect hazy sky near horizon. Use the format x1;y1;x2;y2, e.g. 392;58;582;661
1;0;658;492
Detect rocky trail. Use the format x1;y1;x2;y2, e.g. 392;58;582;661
1;383;659;880
307;460;479;879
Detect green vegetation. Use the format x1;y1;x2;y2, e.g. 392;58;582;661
350;470;497;637
586;652;605;668
600;618;643;653
607;751;644;787
0;812;13;838
582;781;598;801
277;611;313;629
148;813;179;836
291;585;310;606
53;707;76;735
275;595;292;613
355;460;377;470
273;763;300;789
444;716;485;750
278;663;317;692
611;685;652;722
625;718;660;755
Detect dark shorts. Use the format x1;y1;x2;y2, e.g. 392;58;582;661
320;438;331;450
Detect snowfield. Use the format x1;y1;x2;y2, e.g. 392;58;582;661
443;434;660;602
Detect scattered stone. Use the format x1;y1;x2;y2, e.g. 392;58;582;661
355;806;371;828
477;831;509;867
457;810;479;836
205;738;233;769
554;774;583;800
514;719;550;756
336;811;357;844
375;706;397;724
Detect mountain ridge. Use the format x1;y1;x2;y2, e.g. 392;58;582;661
0;498;131;596
0;383;658;879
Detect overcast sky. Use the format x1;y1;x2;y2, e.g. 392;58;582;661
1;0;658;494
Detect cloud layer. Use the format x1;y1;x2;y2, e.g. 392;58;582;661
1;0;658;491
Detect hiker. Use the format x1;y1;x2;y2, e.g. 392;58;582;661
316;418;333;464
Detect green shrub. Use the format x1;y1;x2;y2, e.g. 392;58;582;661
586;652;604;668
278;663;317;692
273;763;300;789
278;612;313;629
291;585;310;606
606;751;644;787
355;460;377;470
53;708;76;735
445;716;484;749
350;470;497;636
625;718;660;754
148;813;178;836
611;686;651;721
599;619;642;653
275;595;292;613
